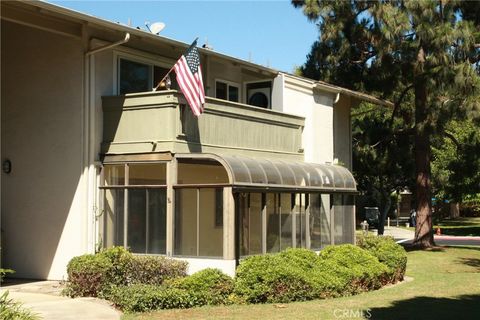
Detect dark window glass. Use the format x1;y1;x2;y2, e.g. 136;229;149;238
216;81;227;100
119;59;150;94
128;189;147;253
147;189;167;254
266;193;280;253
228;85;239;102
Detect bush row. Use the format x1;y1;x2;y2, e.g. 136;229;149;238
64;247;187;297
65;237;407;312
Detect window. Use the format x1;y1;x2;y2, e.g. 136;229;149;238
215;80;239;102
101;163;167;254
174;188;223;257
118;57;178;94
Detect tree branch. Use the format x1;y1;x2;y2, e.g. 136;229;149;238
389;84;414;127
444;131;460;149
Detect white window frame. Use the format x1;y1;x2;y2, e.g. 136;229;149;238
113;48;175;95
243;79;273;108
215;78;241;103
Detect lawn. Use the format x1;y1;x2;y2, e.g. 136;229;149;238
398;216;480;236
123;246;480;320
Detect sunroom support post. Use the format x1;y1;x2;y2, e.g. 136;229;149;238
223;187;235;260
166;158;177;256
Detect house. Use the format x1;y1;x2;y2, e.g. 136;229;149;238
0;0;391;279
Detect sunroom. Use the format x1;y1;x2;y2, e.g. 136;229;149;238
100;153;356;276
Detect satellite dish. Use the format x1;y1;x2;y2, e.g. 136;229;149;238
148;22;166;35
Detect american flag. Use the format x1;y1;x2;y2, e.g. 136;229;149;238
173;39;205;116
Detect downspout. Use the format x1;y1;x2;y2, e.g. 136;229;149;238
84;32;130;253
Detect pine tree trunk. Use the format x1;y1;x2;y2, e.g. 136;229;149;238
413;46;435;248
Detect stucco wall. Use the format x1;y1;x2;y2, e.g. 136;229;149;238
1;21;86;279
333;96;352;169
282;77;335;165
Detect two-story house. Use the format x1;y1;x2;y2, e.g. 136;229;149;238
1;0;391;279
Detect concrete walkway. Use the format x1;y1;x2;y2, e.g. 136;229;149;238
370;226;415;243
0;281;122;320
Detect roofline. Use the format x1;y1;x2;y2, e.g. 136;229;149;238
281;73;394;108
25;0;278;75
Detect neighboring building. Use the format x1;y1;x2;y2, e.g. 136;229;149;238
1;0;390;279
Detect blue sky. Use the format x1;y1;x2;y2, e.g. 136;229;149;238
48;0;319;72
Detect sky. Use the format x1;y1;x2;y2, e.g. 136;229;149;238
48;0;319;73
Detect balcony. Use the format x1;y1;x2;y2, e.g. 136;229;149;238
102;90;305;160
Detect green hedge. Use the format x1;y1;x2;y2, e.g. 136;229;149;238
234;245;391;304
64;247;187;297
107;268;234;312
357;235;408;282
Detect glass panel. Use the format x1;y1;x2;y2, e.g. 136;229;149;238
320;194;332;247
154;66;178;90
289;162;309;187
294;194;307;248
333;194;344;244
198;188;223;257
320;168;334;188
128;189;147;253
228;85;239;102
342;195;355;244
177;161;229;184
104;165;125;186
280;193;293;250
330;167;345;188
241;157;267;184
174;189;197;256
274;161;296;186
104;189;124;247
223;156;251;183
258;159;282;185
266;193;280;253
309;194;322;250
129;163;166;185
239;193;262;257
119;59;150;94
302;163;322;187
147;189;166;254
216;81;227;100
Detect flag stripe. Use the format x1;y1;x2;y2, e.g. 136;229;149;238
172;40;205;117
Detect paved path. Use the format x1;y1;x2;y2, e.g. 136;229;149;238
1;281;121;320
373;227;480;246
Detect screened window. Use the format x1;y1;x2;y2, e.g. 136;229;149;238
101;163;167;254
174;188;223;257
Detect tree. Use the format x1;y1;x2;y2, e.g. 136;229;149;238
293;0;480;247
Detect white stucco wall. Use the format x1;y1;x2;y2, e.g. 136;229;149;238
1;21;88;279
281;75;335;165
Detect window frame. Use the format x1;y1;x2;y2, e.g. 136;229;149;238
100;162;168;254
215;78;241;103
113;50;175;95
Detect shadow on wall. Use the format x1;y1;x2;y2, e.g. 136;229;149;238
369;295;480;320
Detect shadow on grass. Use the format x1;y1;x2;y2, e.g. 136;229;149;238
457;257;480;271
369;294;480;320
438;227;480;237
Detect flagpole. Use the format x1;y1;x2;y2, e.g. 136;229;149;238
153;37;199;91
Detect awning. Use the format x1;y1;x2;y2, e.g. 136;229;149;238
176;153;357;193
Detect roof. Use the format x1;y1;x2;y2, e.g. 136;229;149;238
7;0;392;107
176;153;358;193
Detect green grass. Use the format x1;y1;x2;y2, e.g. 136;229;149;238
122;246;480;320
433;217;480;236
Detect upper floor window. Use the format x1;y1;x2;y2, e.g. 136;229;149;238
215;80;239;103
118;57;177;94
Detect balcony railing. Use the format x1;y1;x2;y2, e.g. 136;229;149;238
102;90;305;160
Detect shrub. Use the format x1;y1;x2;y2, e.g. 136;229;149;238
0;291;40;320
172;268;234;305
318;244;390;293
65;253;112;297
0;268;15;283
64;247;188;298
106;285;195;312
357;235;408;282
129;255;188;286
234;252;320;303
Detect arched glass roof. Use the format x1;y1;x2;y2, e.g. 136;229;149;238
177;154;357;193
